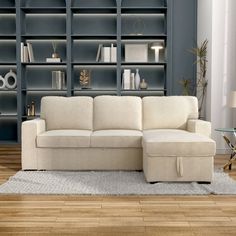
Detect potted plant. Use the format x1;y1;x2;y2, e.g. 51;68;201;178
190;39;208;118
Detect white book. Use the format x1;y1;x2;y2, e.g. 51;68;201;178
101;47;110;62
46;58;62;62
21;42;24;62
27;42;34;62
123;69;131;90
110;44;117;62
96;44;103;62
23;46;29;63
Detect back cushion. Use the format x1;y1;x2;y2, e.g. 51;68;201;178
94;96;142;130
142;96;198;130
41;96;93;130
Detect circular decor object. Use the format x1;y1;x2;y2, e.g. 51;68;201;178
4;70;17;89
0;75;6;90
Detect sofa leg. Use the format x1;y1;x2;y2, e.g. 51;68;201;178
197;181;211;184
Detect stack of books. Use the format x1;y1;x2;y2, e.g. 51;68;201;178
96;43;117;63
21;42;34;63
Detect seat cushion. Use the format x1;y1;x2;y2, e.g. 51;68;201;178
94;96;142;130
142;129;216;157
142;96;198;130
37;130;91;148
40;96;93;131
91;130;143;148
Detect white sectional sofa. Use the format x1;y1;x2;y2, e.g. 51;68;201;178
22;95;216;183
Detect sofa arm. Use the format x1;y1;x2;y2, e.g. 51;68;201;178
187;119;212;137
22;119;46;170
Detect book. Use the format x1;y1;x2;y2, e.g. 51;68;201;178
21;42;24;62
96;44;103;62
110;44;117;62
123;69;131;90
46;58;62;63
23;46;29;63
101;47;110;62
27;42;34;62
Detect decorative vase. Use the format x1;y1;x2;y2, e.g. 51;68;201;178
135;69;140;90
140;79;148;89
0;75;6;90
4;69;17;89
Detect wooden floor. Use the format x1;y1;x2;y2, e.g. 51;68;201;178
0;146;236;235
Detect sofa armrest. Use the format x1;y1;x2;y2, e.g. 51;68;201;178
22;119;46;170
187;119;212;137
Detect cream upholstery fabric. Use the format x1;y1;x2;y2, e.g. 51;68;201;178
41;96;93;130
91;130;143;148
37;130;91;148
142;96;198;130
187;119;212;137
94;96;142;130
37;148;142;170
142;129;216;157
143;154;213;182
21;119;46;169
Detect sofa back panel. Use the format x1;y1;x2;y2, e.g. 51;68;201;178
94;96;142;130
142;96;198;130
41;96;93;130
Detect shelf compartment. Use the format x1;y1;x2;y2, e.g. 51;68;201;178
0;93;17;114
0;8;15;13
0;14;15;35
23;14;66;35
72;14;117;36
121;7;167;14
0;40;16;63
23;91;67;116
72;0;116;8
23;65;67;90
121;14;166;36
121;66;165;90
22;40;66;63
73;65;117;90
121;0;166;8
72;40;117;63
72;34;117;40
0;119;17;142
121;42;166;63
0;0;15;8
121;90;165;96
21;34;66;39
21;0;66;8
73;90;117;97
21;7;66;14
71;7;117;14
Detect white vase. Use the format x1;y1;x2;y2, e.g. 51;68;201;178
135;69;140;90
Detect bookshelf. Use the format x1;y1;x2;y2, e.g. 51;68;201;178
0;0;198;144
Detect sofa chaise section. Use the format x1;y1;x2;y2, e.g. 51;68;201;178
142;96;216;182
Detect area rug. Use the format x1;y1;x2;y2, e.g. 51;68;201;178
0;169;236;195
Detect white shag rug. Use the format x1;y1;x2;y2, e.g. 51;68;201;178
0;169;236;195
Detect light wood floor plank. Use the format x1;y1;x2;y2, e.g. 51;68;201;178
0;146;236;235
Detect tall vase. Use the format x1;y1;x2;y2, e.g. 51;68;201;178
135;69;140;90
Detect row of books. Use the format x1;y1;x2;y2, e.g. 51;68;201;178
21;42;34;63
96;44;117;62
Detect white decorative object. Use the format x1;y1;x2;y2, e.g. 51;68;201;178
135;69;140;90
0;75;6;89
101;47;110;62
110;43;117;62
4;70;17;89
123;69;131;90
151;42;164;62
130;73;135;90
125;44;148;62
46;58;61;63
